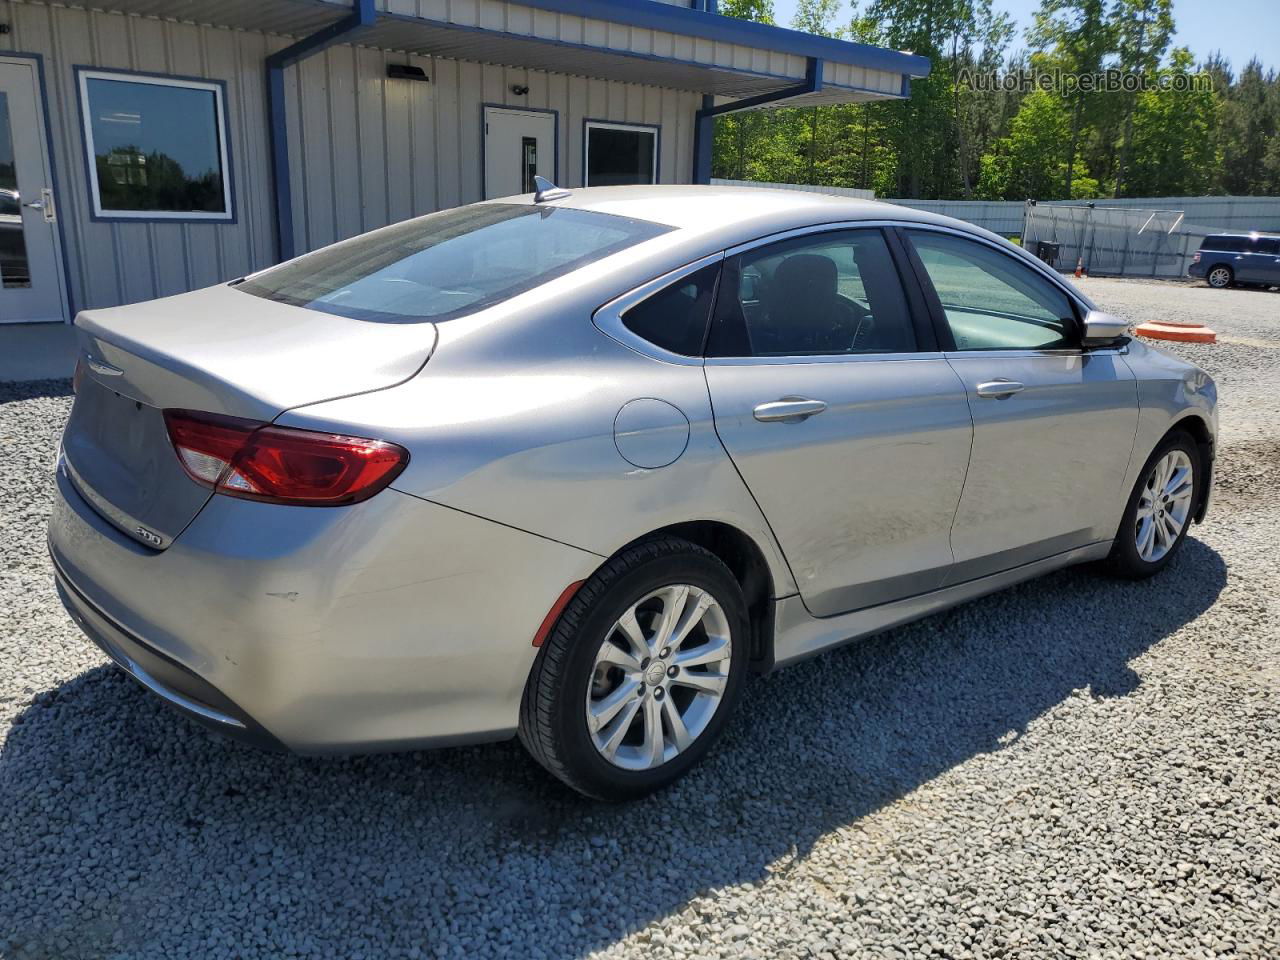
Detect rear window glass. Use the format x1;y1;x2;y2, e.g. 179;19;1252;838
235;203;671;323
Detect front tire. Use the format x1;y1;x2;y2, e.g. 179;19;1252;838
1104;431;1199;579
519;538;748;801
1207;265;1233;288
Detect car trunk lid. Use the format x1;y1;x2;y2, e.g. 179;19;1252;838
62;283;436;549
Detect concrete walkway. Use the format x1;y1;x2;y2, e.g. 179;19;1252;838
0;323;77;382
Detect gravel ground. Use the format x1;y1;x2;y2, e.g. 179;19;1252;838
2;277;1277;959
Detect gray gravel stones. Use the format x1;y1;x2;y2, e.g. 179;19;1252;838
2;280;1278;959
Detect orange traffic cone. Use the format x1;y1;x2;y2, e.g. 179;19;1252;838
1074;257;1085;278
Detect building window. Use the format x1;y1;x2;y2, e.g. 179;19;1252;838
584;121;658;187
77;69;232;221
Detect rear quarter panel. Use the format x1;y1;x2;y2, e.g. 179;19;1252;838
275;271;799;599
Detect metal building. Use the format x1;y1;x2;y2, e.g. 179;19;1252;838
0;0;929;326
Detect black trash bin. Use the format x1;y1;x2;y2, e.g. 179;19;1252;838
1036;241;1060;267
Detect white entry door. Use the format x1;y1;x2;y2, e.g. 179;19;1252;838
483;107;556;200
0;57;66;323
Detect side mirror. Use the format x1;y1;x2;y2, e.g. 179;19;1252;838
1081;309;1129;347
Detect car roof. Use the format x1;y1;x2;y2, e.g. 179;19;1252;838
484;184;1096;313
498;184;952;234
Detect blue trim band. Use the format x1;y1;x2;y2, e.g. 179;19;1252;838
513;0;929;77
265;0;375;262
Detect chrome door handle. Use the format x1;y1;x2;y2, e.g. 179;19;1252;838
753;397;828;423
975;380;1026;398
22;200;44;210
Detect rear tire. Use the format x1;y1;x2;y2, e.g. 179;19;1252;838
1103;431;1200;579
1207;265;1233;289
518;538;748;801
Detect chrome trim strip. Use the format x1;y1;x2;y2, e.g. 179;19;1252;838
706;351;942;367
86;357;124;376
116;651;247;729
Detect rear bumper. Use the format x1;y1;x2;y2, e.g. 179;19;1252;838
1187;261;1206;278
48;460;601;753
53;560;286;750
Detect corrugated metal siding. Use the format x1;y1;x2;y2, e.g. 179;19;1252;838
1;0;281;313
285;44;700;253
2;0;699;315
377;0;811;85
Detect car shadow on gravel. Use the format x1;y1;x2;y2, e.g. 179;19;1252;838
0;538;1226;959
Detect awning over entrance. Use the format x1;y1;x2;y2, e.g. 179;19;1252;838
84;0;930;106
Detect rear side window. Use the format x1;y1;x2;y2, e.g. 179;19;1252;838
620;263;720;356
236;204;670;324
1204;236;1245;253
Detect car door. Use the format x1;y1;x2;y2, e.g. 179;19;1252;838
703;226;973;618
1233;235;1272;284
1258;237;1280;286
902;228;1138;583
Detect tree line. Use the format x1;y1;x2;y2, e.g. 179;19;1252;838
713;0;1280;200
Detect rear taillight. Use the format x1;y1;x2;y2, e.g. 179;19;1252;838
1193;251;1201;263
162;409;408;506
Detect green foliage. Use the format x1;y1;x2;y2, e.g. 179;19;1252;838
716;0;776;24
712;0;1277;200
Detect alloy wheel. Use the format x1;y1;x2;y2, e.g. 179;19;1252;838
1208;267;1231;288
585;584;732;771
1135;449;1194;563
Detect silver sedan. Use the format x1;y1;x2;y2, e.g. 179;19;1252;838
50;185;1217;800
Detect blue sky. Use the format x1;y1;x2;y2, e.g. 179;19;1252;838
769;0;1279;71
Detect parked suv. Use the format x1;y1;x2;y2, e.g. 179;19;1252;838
1189;232;1280;289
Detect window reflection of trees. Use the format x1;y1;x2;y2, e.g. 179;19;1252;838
95;146;224;214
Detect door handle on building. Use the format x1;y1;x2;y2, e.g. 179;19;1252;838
23;188;56;223
753;398;828;423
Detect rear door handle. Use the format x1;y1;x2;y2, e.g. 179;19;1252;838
975;380;1025;399
753;397;828;423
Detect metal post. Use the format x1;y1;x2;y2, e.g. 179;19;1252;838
265;0;376;262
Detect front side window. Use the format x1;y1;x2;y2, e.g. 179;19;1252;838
707;229;917;358
584;122;658;187
907;231;1077;351
236;203;670;324
78;70;232;220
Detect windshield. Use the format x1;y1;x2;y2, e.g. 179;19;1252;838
235;203;671;324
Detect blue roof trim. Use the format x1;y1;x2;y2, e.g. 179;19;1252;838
516;0;931;78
